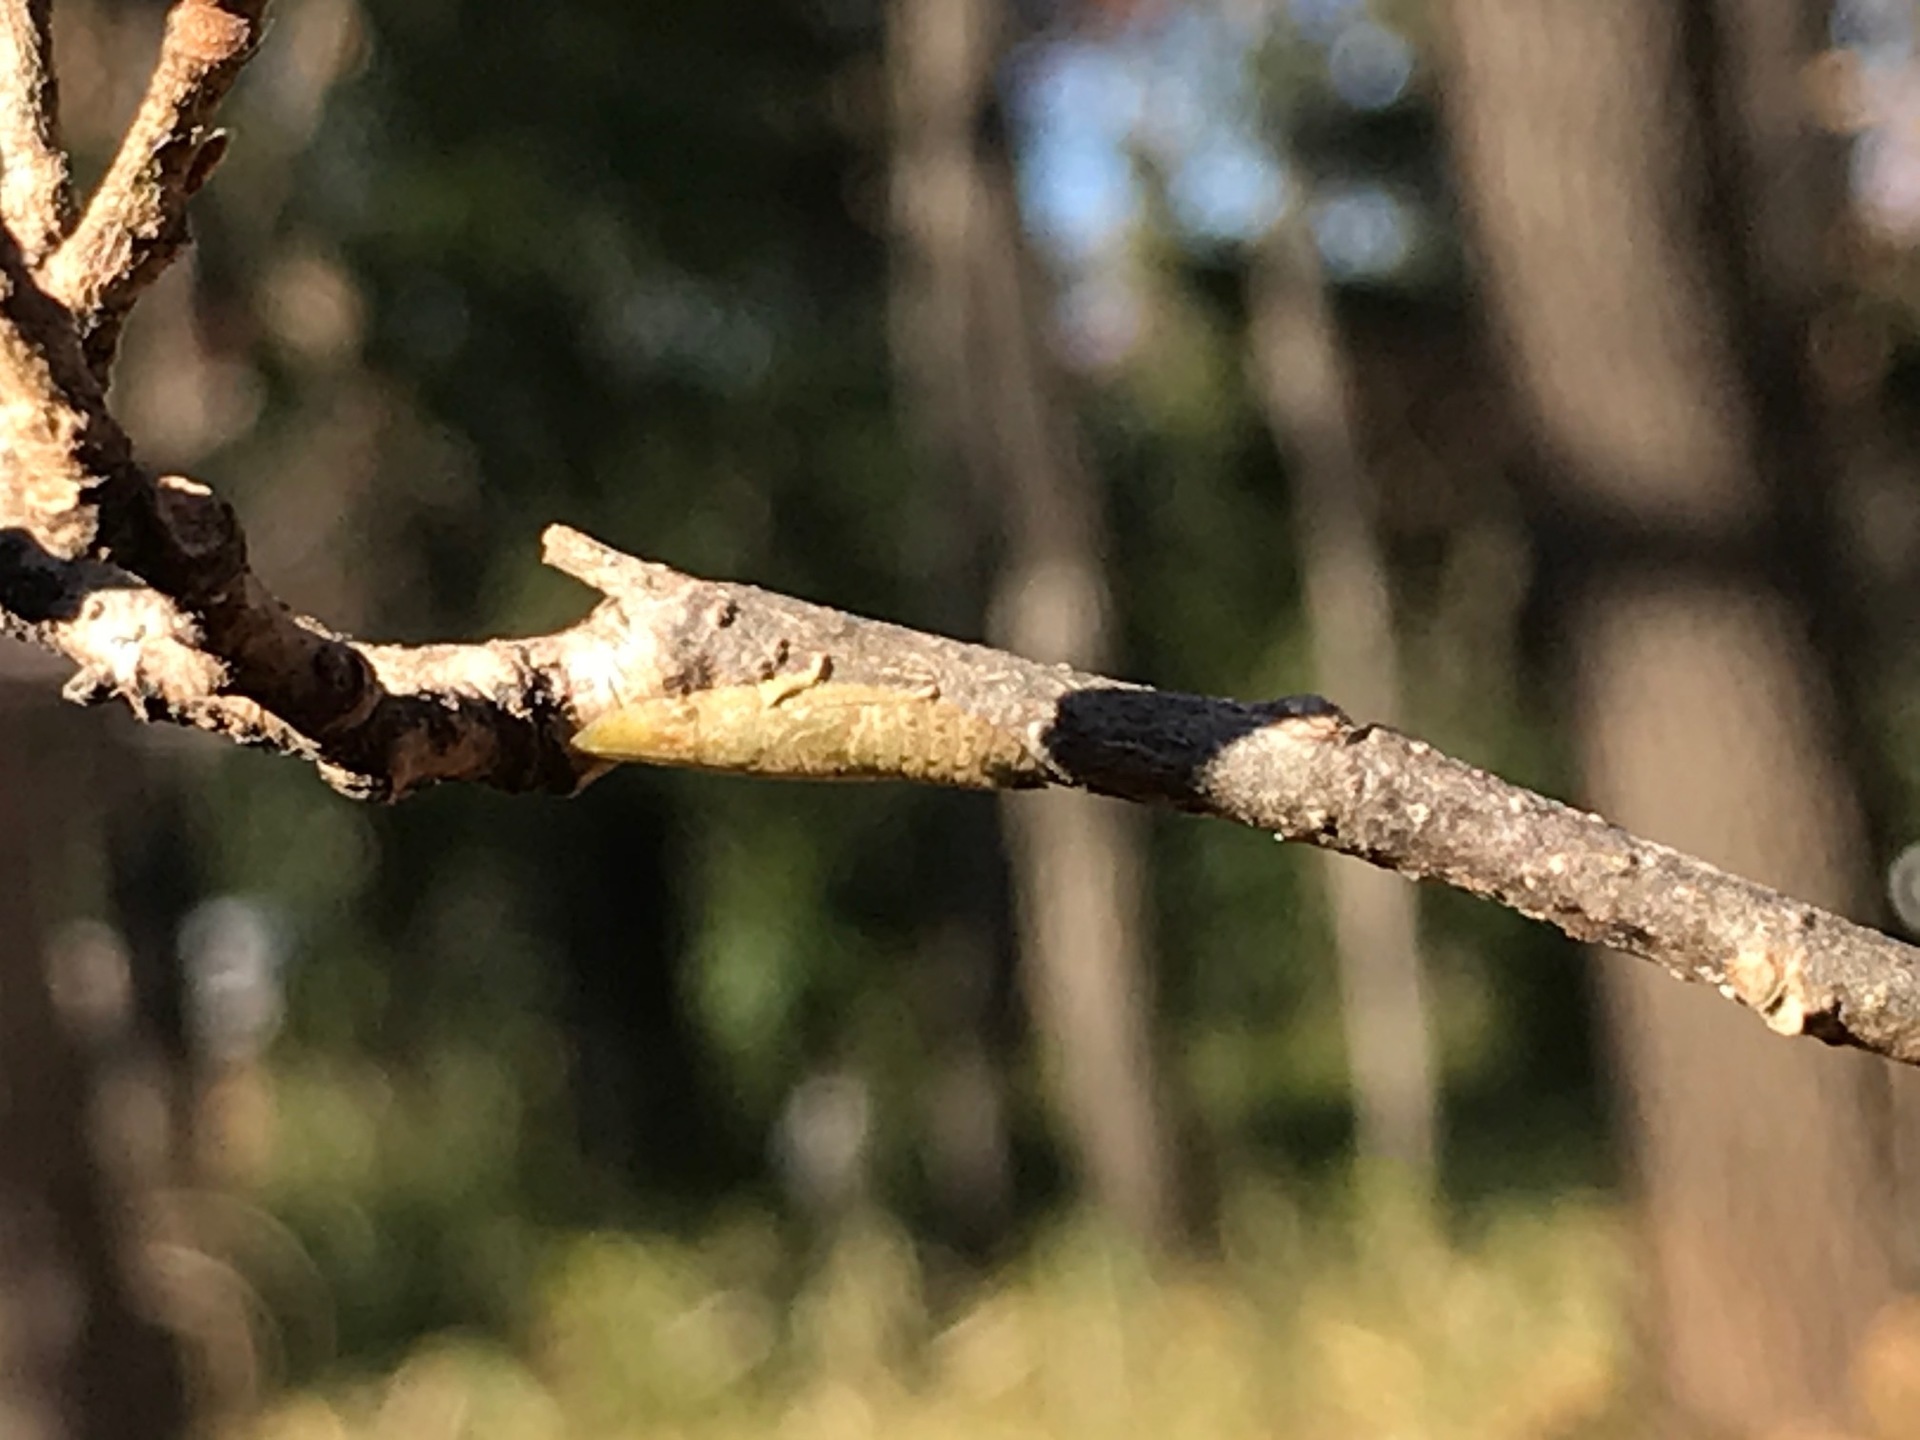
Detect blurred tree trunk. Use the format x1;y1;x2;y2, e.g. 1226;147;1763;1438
886;0;1185;1248
0;698;188;1440
908;909;1014;1250
1439;0;1905;1429
1249;221;1439;1189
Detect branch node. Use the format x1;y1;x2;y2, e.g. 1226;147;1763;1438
1726;943;1808;1035
152;473;230;562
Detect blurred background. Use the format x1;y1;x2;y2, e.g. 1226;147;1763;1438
8;0;1920;1435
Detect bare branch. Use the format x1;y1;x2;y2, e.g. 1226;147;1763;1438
0;0;72;264
0;0;1912;1080
540;529;1920;1070
9;489;1920;1065
39;0;265;376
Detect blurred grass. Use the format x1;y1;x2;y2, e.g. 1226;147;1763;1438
235;1184;1629;1440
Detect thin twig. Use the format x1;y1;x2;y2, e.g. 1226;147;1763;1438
0;0;71;264
39;0;265;376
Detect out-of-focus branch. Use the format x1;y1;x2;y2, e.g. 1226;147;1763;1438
39;0;265;376
0;0;71;264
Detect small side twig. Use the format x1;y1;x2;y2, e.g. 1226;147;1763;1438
39;0;265;376
0;0;72;264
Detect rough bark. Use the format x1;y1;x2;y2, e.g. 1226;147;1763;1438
553;529;1920;1067
1439;0;1900;1427
0;0;70;267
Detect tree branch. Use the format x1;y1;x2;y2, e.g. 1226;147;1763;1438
16;492;1920;1066
39;0;265;377
0;0;1915;1076
550;530;1920;1068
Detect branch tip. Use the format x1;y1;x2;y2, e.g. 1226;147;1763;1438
40;0;271;376
541;523;671;599
173;0;263;66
